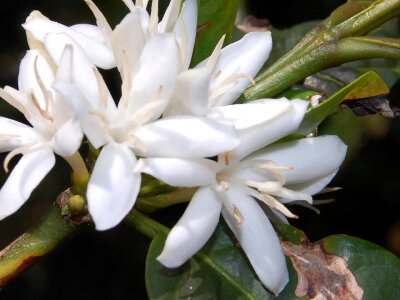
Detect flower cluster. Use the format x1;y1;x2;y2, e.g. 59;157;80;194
0;0;347;295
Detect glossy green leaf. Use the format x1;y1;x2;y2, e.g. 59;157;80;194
324;235;400;300
293;71;387;137
146;219;400;299
190;0;239;67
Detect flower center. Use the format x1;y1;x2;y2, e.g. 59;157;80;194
216;156;313;224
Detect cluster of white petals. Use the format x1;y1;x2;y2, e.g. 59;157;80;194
0;0;348;296
0;49;83;220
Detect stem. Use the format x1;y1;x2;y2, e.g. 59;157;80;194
64;152;89;180
241;0;400;101
136;187;197;213
64;152;90;195
0;203;77;287
124;210;169;239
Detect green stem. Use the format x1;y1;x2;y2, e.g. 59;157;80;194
0;203;77;287
241;0;400;101
124;210;169;238
136;187;197;213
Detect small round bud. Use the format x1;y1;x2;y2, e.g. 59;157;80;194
68;195;86;216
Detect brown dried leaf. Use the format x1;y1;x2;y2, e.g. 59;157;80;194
236;15;269;33
341;95;400;118
281;240;363;300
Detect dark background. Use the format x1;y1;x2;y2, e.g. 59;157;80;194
1;0;400;299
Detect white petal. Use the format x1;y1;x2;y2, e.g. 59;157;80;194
197;32;272;106
18;50;55;109
69;24;106;43
173;0;198;69
284;170;338;200
221;183;288;295
138;158;218;187
53;81;109;148
87;143;140;230
248;135;347;185
45;33;114;111
23;18;115;69
52;118;83;157
208;98;291;130
111;12;146;73
127;33;179;116
135;116;240;158
231;99;308;161
0;148;55;220
0;117;39;152
157;186;222;267
163;68;210;117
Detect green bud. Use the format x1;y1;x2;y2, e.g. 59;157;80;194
68;195;87;216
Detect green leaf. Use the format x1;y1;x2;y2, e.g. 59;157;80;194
293;71;387;137
145;222;300;300
145;219;400;299
190;0;239;67
324;235;400;300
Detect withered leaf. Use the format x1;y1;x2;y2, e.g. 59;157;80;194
281;240;363;300
341;95;400;118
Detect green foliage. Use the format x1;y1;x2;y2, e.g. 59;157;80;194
324;235;400;300
190;0;239;67
293;71;387;137
146;221;400;299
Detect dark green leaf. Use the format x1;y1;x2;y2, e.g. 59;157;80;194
145;222;300;299
190;0;239;67
324;235;400;300
146;219;400;299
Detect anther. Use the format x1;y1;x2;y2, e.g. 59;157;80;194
233;205;244;228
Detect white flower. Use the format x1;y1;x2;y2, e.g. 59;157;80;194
23;0;197;72
49;30;240;231
0;50;83;220
164;31;273;116
139;98;348;295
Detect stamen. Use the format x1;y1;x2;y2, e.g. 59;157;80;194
150;85;163;103
210;70;222;80
0;88;30;118
248;160;293;171
93;67;109;107
33;55;50;112
206;35;225;74
245;179;283;194
320;187;342;193
135;0;149;9
120;50;133;108
219;181;229;191
89;110;109;126
0;134;19;142
84;0;113;40
258;192;298;219
224;151;231;166
149;0;159;35
130;135;149;154
177;19;187;71
211;73;255;100
273;187;313;203
4;141;38;173
273;172;285;185
30;92;54;122
233;205;244;228
313;199;335;205
127;88;164;129
121;0;136;12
